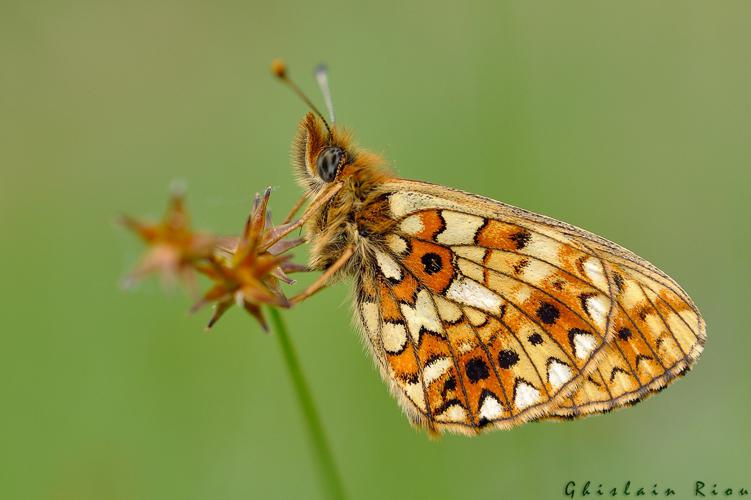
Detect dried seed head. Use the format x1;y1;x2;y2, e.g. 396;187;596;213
192;188;304;330
120;189;216;292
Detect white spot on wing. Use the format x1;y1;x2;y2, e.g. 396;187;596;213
400;289;444;342
360;302;380;341
399;214;424;235
514;286;532;304
389;192;468;218
610;367;632;390
571;330;597;359
522;258;554;284
457;258;485;282
375;250;402;281
446;277;503;315
526;235;562;265
583;257;608;290
423;357;452;385
479;393;504;420
382;322;408;353
441;404;467;422
386;234;408;255
436;211;484;245
514;380;541;410
403;381;426;411
434;295;462;323
463;307;487;326
584;294;610;330
453;246;485;262
547;359;572;391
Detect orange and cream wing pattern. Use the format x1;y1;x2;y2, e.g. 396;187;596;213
354;180;705;434
542;258;704;420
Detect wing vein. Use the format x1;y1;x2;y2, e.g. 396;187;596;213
460;274;581;370
397;208;692;306
393;263;478;428
636;282;688;359
382;280;434;424
460;257;608;342
615;301;668;371
576;245;640;383
639;280;702;343
596;367;614;400
497;315;552;401
459;307;515;417
426;293;478;428
357;276;390;373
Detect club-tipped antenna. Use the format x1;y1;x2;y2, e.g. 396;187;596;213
314;63;335;124
271;59;332;136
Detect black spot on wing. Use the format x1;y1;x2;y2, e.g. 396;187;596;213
513;258;529;275
637;306;652;321
497;349;520;369
421;252;443;275
527;332;543;346
441;376;456;399
617;327;632;341
510;230;531;250
536;302;560;325
613;272;625;293
465;357;490;383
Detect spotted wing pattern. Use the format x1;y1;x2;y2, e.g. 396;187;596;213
541;259;703;419
354;180;705;434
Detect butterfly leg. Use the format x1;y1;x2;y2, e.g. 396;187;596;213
264;183;343;250
282;193;308;224
281;262;313;274
290;245;355;304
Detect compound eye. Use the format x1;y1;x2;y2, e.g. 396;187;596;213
316;147;344;182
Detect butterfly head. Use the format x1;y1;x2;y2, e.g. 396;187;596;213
291;112;355;193
273;59;389;200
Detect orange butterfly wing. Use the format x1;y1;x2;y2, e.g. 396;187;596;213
541;259;704;420
354;180;705;434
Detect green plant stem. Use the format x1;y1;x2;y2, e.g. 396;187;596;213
267;307;346;500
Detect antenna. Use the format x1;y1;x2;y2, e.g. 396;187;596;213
271;59;332;136
314;64;335;124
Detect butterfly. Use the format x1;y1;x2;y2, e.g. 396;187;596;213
269;60;705;435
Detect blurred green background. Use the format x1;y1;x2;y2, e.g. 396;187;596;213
2;1;750;499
